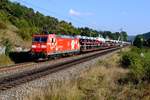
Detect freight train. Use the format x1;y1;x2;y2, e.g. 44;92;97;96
31;33;129;59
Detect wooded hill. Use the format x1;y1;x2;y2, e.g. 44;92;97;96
133;32;150;48
143;32;150;40
0;0;128;46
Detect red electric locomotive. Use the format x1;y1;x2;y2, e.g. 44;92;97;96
31;32;114;60
31;34;80;59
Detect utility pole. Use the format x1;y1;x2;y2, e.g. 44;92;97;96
120;28;123;41
120;28;123;47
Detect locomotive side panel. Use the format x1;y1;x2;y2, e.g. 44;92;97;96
31;34;80;58
55;36;80;54
46;34;57;55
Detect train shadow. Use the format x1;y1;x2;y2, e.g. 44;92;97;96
9;51;33;63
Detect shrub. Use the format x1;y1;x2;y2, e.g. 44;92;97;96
0;21;7;29
147;38;150;47
121;51;141;68
13;18;29;28
2;38;12;56
18;28;31;40
121;47;150;82
129;64;145;81
133;35;144;48
18;26;38;40
144;51;150;61
130;46;141;54
0;54;13;66
143;59;150;81
0;10;8;22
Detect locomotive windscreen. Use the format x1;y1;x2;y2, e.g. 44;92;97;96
33;36;48;42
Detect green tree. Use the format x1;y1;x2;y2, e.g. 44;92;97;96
0;0;129;42
57;21;76;35
133;35;144;48
121;31;128;41
146;38;150;47
14;18;29;28
2;38;12;56
0;10;9;22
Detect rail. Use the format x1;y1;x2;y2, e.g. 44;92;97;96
0;46;122;91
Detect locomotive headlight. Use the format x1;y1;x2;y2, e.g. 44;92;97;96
32;45;36;48
41;45;47;48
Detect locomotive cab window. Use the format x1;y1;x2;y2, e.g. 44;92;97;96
33;37;40;42
41;37;48;42
51;38;54;43
33;37;48;42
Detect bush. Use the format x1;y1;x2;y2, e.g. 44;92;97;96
133;35;144;48
0;21;7;29
147;38;150;47
13;18;29;28
144;52;150;60
129;64;145;81
18;28;31;40
0;54;13;66
130;46;141;54
143;59;150;81
2;38;12;56
0;10;9;22
121;51;141;68
121;47;150;82
18;26;38;40
127;58;150;82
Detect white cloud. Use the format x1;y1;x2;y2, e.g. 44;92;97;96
69;9;81;16
69;9;93;16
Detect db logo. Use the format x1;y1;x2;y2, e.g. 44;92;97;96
71;40;75;50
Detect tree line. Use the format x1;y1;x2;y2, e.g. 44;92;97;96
133;32;150;48
0;0;128;41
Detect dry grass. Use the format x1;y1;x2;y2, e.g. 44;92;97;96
0;30;31;48
0;20;31;48
0;54;14;66
26;54;124;100
26;47;150;100
0;21;7;29
0;20;31;66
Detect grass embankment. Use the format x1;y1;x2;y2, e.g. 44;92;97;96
0;20;31;66
26;47;149;100
120;47;150;83
0;20;31;48
0;54;14;66
27;52;124;100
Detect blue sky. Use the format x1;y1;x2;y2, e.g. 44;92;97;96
11;0;150;35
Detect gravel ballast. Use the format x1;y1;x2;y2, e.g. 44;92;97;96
0;50;120;100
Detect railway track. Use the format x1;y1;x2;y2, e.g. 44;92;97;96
0;46;112;72
0;62;35;72
0;46;122;91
